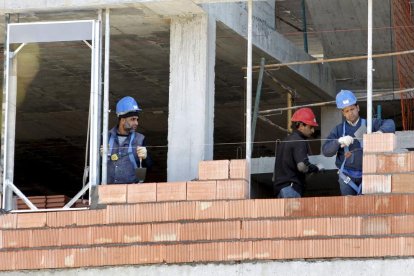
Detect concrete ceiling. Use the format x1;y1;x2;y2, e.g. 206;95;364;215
0;0;403;197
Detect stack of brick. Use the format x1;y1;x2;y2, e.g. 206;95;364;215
3;193;414;270
363;133;414;194
97;159;249;205
16;195;70;210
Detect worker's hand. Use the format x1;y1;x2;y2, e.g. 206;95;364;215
338;136;354;148
137;146;147;159
374;130;383;134
100;144;110;156
316;163;325;172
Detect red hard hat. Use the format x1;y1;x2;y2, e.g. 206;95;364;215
291;108;318;127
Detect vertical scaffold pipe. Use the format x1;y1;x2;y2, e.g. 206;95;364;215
102;8;110;184
367;0;373;133
246;0;253;197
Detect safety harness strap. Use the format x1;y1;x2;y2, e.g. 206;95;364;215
339;119;366;194
108;132;138;169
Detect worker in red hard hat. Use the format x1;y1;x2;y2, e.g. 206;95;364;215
273;107;324;198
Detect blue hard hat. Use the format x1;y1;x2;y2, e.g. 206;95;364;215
335;90;357;109
116;96;142;117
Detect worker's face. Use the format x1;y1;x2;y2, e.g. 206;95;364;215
122;116;139;132
298;123;315;138
342;104;360;123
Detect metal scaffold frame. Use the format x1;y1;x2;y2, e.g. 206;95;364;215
1;11;110;212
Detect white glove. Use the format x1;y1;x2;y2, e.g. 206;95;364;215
136;146;147;159
100;144;110;156
316;163;325;172
338;136;354;148
374;130;383;134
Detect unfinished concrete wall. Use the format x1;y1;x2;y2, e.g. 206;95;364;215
168;14;216;181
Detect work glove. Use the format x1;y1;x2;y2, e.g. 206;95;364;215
100;144;110;156
137;146;147;160
316;163;325;172
374;130;383;134
338;135;354;148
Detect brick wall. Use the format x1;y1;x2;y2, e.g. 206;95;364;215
97;159;249;204
3;155;414;271
363;133;414;194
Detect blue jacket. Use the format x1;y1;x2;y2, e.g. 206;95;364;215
322;118;395;174
106;126;152;184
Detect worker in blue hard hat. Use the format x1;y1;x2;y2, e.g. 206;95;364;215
104;96;152;184
322;90;395;195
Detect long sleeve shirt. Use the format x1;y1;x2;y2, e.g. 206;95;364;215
322;118;395;174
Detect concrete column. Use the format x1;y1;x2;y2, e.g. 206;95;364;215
168;14;216;181
321;106;342;149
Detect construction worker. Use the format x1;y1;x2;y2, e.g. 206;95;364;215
105;96;152;184
273;108;324;198
322;90;395;195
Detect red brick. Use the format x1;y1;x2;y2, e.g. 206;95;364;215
225;199;256;219
90;225;120;244
135;202;167;223
0;251;15;270
284;197;316;217
377;153;411;173
362;174;391;194
105;204;136;224
195;201;226;220
198;160;229;180
392;173;414;193
0;213;17;229
127;183;156;203
255;198;284;218
31;228;60;247
192;242;223;262
223;241;252;261
280;239;310;259
410;152;414;171
363;133;396;153
121;224;151;243
210;221;241;240
181;222;211;241
216;179;248;199
301;217;331;237
331;216;361;236
156;182;186;202
374;194;407;214
252;240;282;260
97;184;127;204
132;244;163;264
314;196;346;216
363;154;377;174
164;243;192;263
229;159;248;180
344;195;375;215
2;229;31;248
391;215;414;234
166;201;195;221
186;180;216;200
151;223;180;242
275;219;302;238
241;220;272;239
60;227;90;246
104;246;134;266
17;212;47;228
75;209;106;226
361;216;391;235
46;211;76;228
